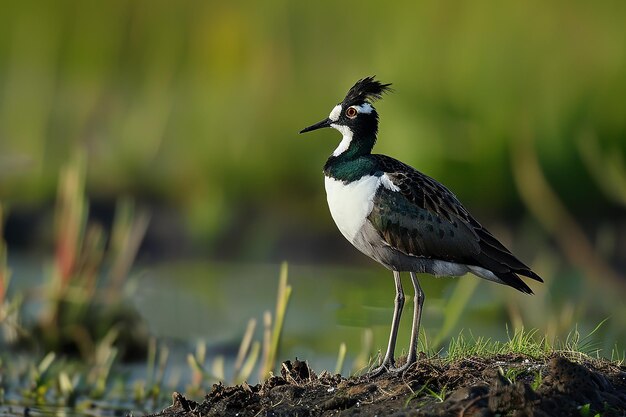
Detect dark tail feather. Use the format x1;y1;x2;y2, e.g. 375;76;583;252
463;218;543;293
516;268;543;283
494;271;534;294
479;246;544;284
474;246;543;294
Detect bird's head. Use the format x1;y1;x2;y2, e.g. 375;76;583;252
300;76;392;157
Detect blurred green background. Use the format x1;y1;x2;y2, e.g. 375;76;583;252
1;0;625;366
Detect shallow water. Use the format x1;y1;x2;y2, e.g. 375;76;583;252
0;404;133;417
8;256;624;371
134;261;469;372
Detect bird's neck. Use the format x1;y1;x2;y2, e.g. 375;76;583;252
324;132;377;182
330;130;377;161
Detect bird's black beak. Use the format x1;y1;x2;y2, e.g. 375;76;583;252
299;118;331;134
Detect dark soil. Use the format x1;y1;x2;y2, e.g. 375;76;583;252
152;353;626;417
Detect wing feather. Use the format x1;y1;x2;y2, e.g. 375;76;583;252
368;155;543;291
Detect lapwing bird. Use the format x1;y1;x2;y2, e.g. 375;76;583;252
300;77;543;374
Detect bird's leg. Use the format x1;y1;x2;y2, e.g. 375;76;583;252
395;272;424;373
369;271;404;376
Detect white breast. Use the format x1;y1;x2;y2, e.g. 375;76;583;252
324;175;382;243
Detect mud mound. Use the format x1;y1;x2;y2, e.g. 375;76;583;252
152;353;626;416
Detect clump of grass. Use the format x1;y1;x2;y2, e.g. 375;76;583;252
185;261;292;391
0;204;24;343
2;253;294;411
444;322;618;364
0;155;300;409
0;336;173;412
133;337;169;404
233;317;260;381
0;152;168;411
530;369;543;391
355;316;621;378
261;262;292;378
17;151;151;361
351;329;374;374
0;264;291;410
334;342;347;375
610;345;624;366
404;379;448;409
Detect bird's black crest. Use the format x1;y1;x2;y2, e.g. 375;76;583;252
343;76;392;105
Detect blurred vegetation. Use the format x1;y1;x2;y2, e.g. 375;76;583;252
0;0;624;257
0;153;151;361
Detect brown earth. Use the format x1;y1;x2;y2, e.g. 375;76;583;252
152;353;626;417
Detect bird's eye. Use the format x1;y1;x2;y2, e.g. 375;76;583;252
346;107;358;118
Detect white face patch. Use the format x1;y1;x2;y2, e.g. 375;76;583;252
328;104;342;122
330;123;353;156
355;103;374;114
325;175;381;243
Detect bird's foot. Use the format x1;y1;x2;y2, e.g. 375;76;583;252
390;359;417;374
367;356;418;377
368;360;395;377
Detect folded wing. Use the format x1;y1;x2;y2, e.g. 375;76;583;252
368;155;543;293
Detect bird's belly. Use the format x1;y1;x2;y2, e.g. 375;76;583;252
324;175;381;243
